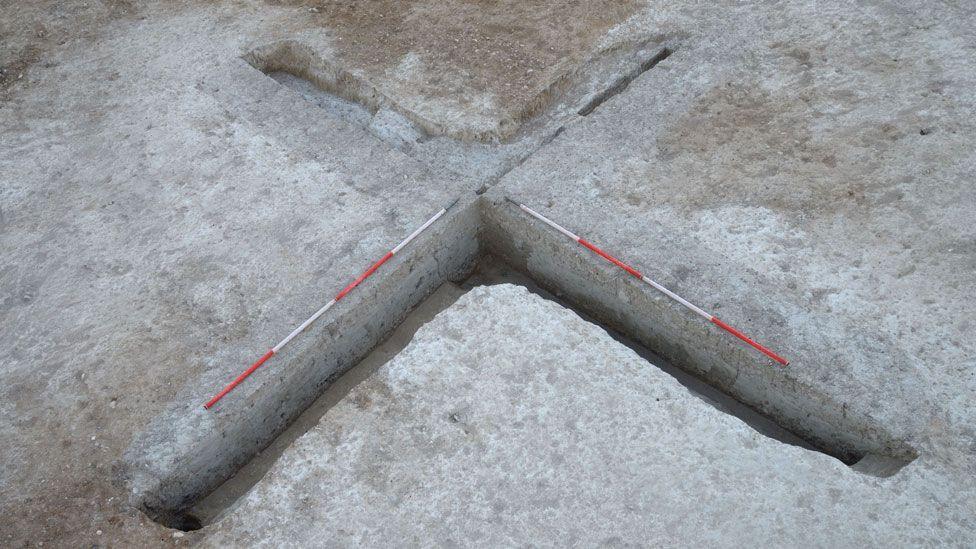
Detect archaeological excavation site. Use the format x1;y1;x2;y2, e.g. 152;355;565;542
2;0;975;546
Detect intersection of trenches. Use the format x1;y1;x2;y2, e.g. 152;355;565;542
123;194;918;531
199;281;955;546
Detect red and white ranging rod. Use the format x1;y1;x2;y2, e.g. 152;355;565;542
506;197;789;366
204;199;459;409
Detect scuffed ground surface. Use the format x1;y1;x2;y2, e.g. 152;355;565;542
0;0;138;93
0;2;472;546
204;284;975;546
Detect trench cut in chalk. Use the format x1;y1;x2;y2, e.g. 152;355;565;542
204;199;460;409
505;197;789;366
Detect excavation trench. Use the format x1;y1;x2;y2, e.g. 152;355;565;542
123;196;918;530
244;39;676;144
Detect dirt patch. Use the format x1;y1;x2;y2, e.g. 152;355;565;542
0;0;140;96
0;46;41;91
649;36;955;221
653;79;926;218
265;0;641;139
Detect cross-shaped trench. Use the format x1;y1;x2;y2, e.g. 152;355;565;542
124;196;918;531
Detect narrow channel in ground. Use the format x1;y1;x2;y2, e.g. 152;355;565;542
189;255;825;526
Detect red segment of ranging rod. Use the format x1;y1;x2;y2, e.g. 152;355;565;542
335;251;394;301
505;196;789;366
203;199;459;410
204;350;274;410
710;317;787;365
579;238;643;279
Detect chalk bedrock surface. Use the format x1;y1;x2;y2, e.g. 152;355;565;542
204;284;970;546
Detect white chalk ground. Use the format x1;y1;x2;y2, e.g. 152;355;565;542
204;284;973;547
3;0;975;545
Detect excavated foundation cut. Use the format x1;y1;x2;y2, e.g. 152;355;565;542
243;34;674;143
124;196;917;531
188;263;831;527
244;38;676;185
250;0;651;142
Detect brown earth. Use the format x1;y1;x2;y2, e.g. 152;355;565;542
0;1;140;94
267;0;641;133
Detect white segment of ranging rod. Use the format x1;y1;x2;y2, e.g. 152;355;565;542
505;196;789;366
